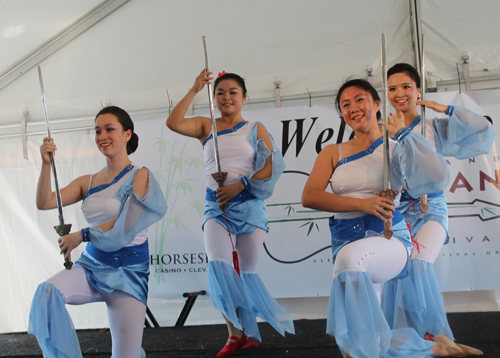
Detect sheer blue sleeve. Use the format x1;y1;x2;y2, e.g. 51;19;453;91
391;129;450;197
241;122;285;200
88;168;168;252
432;106;496;159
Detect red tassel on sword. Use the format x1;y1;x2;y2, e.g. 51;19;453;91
222;210;240;276
232;250;240;276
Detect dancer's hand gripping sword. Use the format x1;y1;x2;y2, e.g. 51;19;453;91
377;34;399;239
37;65;73;269
419;34;429;212
202;37;228;212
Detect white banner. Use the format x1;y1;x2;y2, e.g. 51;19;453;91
133;90;500;299
430;90;500;292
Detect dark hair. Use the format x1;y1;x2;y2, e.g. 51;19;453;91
335;79;381;120
213;72;247;96
95;106;139;155
387;63;421;88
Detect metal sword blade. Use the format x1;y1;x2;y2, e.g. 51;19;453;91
420;34;426;138
379;33;399;239
202;36;222;173
419;34;429;212
38;66;65;226
37;65;73;269
381;33;390;190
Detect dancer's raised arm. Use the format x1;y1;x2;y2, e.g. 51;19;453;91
166;68;213;141
36;137;88;210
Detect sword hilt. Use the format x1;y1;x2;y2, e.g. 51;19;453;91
54;223;73;269
211;171;228;212
376;188;400;239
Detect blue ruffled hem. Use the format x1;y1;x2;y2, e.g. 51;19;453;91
327;271;435;358
206;260;261;341
241;273;295;336
28;282;82;358
381;259;454;340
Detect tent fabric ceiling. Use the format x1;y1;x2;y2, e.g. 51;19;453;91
0;0;499;130
0;0;103;70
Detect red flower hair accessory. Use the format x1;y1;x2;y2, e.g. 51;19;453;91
217;71;228;78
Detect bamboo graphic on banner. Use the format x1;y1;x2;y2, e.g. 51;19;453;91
152;126;204;283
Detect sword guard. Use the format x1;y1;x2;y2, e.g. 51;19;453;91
54;223;73;270
211;171;228;212
54;223;72;236
211;171;228;184
376;189;400;240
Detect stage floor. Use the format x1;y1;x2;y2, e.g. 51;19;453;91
1;312;498;357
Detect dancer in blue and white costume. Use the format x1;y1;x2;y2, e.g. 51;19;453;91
166;69;294;357
380;63;494;355
302;79;473;358
29;106;167;358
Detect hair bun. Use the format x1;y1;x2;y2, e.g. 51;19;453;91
127;132;139;154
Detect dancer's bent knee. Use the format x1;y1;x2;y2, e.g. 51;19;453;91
333;236;408;283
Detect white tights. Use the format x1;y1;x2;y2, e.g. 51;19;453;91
204;219;266;272
46;264;146;358
333;235;408;284
410;221;447;263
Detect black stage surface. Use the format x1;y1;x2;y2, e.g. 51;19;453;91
1;313;498;357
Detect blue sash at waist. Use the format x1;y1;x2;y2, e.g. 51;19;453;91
85;240;149;268
205;187;257;203
400;191;443;202
329;211;404;241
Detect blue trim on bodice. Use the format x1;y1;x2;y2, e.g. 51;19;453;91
83;164;135;201
337;137;383;168
202;121;248;147
408;116;421;132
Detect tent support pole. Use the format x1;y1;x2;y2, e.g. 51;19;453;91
462;53;471;91
21;109;29;160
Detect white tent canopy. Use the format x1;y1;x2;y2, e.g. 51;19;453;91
1;0;500;135
1;0;500;334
